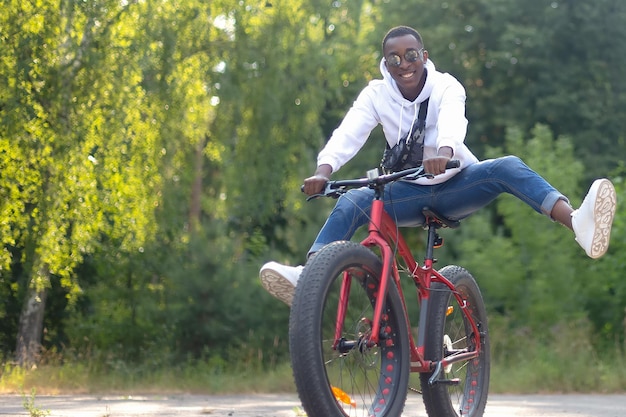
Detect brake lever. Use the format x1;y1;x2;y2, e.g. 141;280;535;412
405;172;434;181
404;167;429;181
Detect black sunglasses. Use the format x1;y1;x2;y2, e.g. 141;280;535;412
386;48;424;67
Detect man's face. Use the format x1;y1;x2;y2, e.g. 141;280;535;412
383;34;428;96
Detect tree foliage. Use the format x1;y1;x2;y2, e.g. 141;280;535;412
0;0;624;370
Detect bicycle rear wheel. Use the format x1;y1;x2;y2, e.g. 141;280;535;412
289;241;410;417
420;265;490;417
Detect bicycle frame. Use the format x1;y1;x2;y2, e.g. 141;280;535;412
333;190;483;375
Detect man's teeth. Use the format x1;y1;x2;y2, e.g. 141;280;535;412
401;73;413;78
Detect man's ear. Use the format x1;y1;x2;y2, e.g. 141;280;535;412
422;50;429;62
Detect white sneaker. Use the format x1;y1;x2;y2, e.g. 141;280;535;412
259;261;304;306
571;178;617;259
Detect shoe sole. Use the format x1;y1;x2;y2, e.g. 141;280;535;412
260;268;295;306
589;179;617;259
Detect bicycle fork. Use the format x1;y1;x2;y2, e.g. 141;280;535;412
333;239;396;351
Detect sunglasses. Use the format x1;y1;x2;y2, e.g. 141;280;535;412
386;48;424;67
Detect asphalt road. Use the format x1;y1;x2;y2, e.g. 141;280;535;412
1;393;626;416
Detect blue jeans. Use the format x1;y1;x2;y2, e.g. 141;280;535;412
309;156;568;254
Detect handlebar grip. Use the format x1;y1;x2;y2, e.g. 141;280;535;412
446;159;461;169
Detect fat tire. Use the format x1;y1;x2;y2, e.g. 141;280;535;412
420;265;490;417
289;241;410;417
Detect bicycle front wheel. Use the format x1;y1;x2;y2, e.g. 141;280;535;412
289;241;410;417
420;265;490;417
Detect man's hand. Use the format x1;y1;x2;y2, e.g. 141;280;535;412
302;164;332;196
423;156;451;176
423;146;454;176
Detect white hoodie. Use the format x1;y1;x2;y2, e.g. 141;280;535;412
317;59;479;185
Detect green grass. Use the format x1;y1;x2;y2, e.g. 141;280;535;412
1;320;624;395
488;321;626;393
0;360;297;395
490;346;626;393
2;351;624;396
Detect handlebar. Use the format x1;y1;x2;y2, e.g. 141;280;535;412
304;160;460;200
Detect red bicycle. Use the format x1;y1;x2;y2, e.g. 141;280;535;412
289;161;490;417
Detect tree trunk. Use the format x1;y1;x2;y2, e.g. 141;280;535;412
189;135;208;230
15;278;48;367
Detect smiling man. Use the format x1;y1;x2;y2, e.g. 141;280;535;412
259;25;616;306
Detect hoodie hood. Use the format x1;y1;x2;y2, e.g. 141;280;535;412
379;57;437;105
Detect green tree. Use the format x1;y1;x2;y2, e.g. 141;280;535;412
154;0;386;364
0;0;160;365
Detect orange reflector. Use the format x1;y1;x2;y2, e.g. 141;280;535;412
446;306;454;316
331;386;357;408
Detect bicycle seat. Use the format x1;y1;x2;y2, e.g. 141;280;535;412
422;207;460;229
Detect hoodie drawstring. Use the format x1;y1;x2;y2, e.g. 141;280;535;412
398;101;418;145
396;104;404;144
